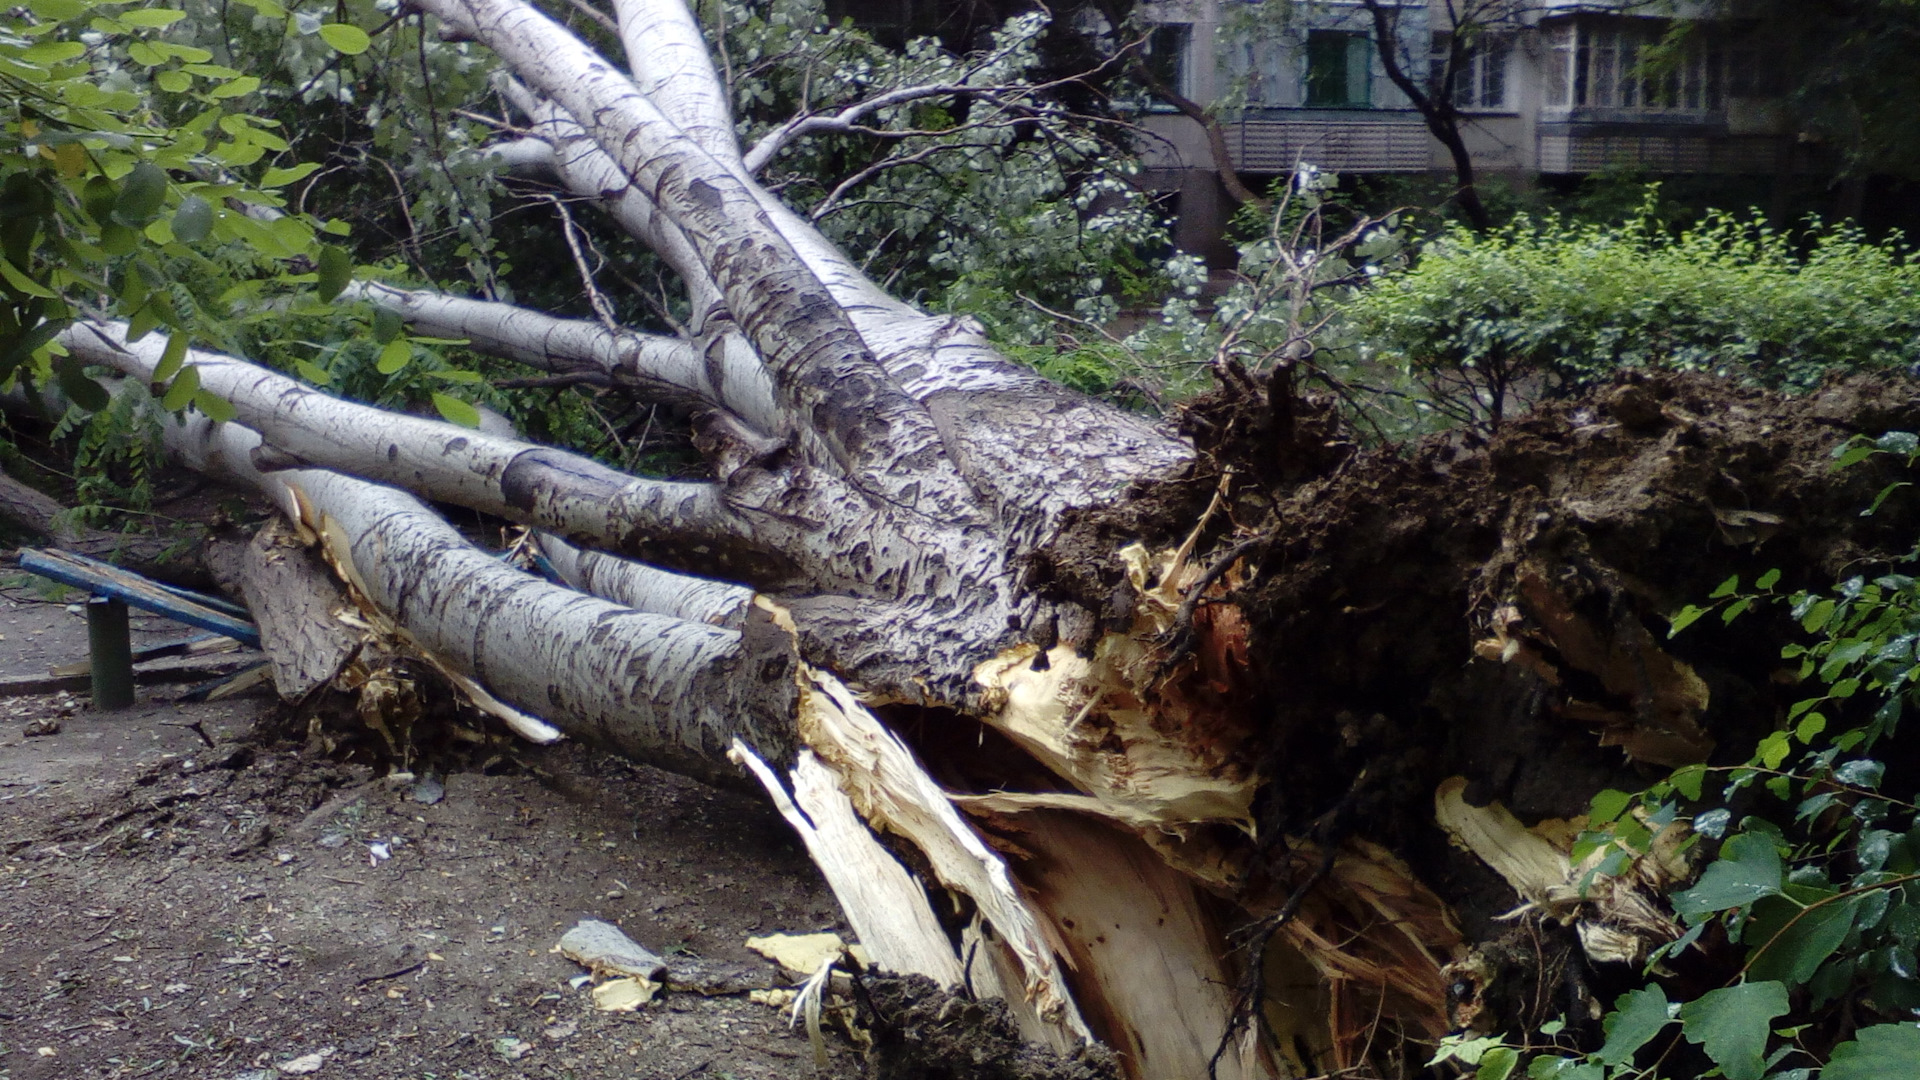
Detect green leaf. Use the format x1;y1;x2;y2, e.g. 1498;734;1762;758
431;392;480;429
1756;568;1782;590
1834;441;1880;469
155;69;191;93
314;245;351;302
99;223;138;256
113;162;169;225
1759;731;1792;770
1822;1023;1920;1080
1836;759;1885;789
1802;599;1837;633
54;356;109;412
125;301;162;343
317;23;371;54
1877;431;1920;457
160;363;200;411
372;305;403;344
1589;789;1633;826
0;259;58;300
1474;1046;1517;1080
261;162;321;188
375;339;411;375
1525;1059;1603;1080
293;359;332;386
192;388;235;423
28;0;90;19
1598;985;1673;1066
21;40;87;63
82;175;118;223
119;8;185;27
1669;604;1707;636
1711;575;1741;599
153;332;188;383
170;196;213;243
1671;765;1706;802
1677;981;1788;1080
1672;832;1783;917
208;75;261;99
1746;890;1861;985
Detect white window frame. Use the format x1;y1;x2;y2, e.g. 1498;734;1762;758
1432;30;1515;112
1542;18;1728;115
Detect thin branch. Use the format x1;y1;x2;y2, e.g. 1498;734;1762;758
747;81;1033;173
561;0;617;34
810;142;973;221
496;371;620;389
542;192;623;334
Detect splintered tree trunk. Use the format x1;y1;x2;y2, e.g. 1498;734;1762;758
41;2;1920;1078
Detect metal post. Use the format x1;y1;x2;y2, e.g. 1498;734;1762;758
86;595;135;710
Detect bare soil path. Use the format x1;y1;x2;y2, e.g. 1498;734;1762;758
0;593;860;1080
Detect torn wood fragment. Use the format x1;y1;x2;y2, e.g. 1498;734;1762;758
208;520;359;701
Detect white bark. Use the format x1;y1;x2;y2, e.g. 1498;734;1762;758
130;395;793;783
340;280;785;431
489;80;1191;543
611;0;740;165
537;533;750;627
424;0;981;524
58;322;791;581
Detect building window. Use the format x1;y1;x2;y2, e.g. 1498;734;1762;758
1145;24;1193;100
1432;31;1513;110
1305;29;1372;108
1543;19;1726;113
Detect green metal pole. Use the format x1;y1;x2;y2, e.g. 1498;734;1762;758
86;595;135;710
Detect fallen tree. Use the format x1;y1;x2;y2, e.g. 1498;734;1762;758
15;2;1920;1078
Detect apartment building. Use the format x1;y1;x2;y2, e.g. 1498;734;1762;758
1136;1;1800;247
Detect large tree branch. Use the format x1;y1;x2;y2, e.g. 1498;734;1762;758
131;404;796;787
425;0;981;526
61;323;1007;626
57;321;793;584
536;533;750;627
490;102;1193;543
340;280;781;432
611;0;741;165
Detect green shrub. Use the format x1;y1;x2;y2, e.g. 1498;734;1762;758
1340;202;1920;430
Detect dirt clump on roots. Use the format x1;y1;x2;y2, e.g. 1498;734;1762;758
1043;368;1920;941
857;974;1122;1080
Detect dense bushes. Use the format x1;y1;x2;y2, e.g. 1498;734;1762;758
1337;206;1920;430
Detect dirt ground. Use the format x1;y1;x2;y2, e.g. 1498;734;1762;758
0;590;864;1080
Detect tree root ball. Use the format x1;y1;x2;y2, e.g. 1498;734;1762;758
858;974;1122;1080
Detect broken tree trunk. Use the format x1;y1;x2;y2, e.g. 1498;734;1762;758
206;520;358;702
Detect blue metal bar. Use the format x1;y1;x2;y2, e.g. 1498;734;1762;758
19;548;260;647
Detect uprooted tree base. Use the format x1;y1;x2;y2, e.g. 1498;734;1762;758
1019;369;1920;1065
